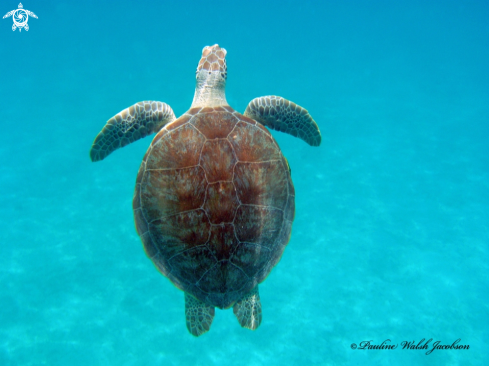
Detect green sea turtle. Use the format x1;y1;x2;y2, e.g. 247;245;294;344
90;44;321;336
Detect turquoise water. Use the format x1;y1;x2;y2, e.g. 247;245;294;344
1;0;488;364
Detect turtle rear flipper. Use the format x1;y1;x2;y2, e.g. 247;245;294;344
185;293;215;337
233;286;262;330
90;101;176;162
244;96;321;146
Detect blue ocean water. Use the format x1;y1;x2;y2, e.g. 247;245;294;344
1;0;488;364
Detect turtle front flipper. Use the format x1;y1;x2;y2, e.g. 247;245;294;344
90;101;176;162
233;286;262;330
244;96;321;146
185;292;215;337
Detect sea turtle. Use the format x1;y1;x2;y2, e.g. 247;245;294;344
90;44;321;336
2;3;37;32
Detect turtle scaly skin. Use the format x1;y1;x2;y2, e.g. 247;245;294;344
90;45;321;336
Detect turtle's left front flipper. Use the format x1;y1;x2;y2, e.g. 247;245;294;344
90;101;176;162
244;96;321;146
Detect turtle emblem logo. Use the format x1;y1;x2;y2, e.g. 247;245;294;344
3;3;37;32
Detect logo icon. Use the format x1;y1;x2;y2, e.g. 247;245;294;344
3;3;37;32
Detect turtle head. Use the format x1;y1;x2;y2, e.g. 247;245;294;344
191;44;228;108
196;44;227;80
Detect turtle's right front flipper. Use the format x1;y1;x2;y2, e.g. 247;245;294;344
90;101;176;162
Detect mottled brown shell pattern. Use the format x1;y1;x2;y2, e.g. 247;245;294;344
133;106;295;309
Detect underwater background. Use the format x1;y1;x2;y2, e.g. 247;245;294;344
1;0;488;365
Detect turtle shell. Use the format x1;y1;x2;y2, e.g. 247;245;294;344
133;105;295;309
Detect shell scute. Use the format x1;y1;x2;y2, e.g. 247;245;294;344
207;224;239;261
228;121;281;162
203;182;240;224
166;114;192;132
188;107;202;116
234;206;284;248
168;246;216;285
192;110;238;139
140;166;206;219
150;210;211;258
233;161;288;209
198;261;246;294
231;243;271;278
148;123;205;169
199;139;236;182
